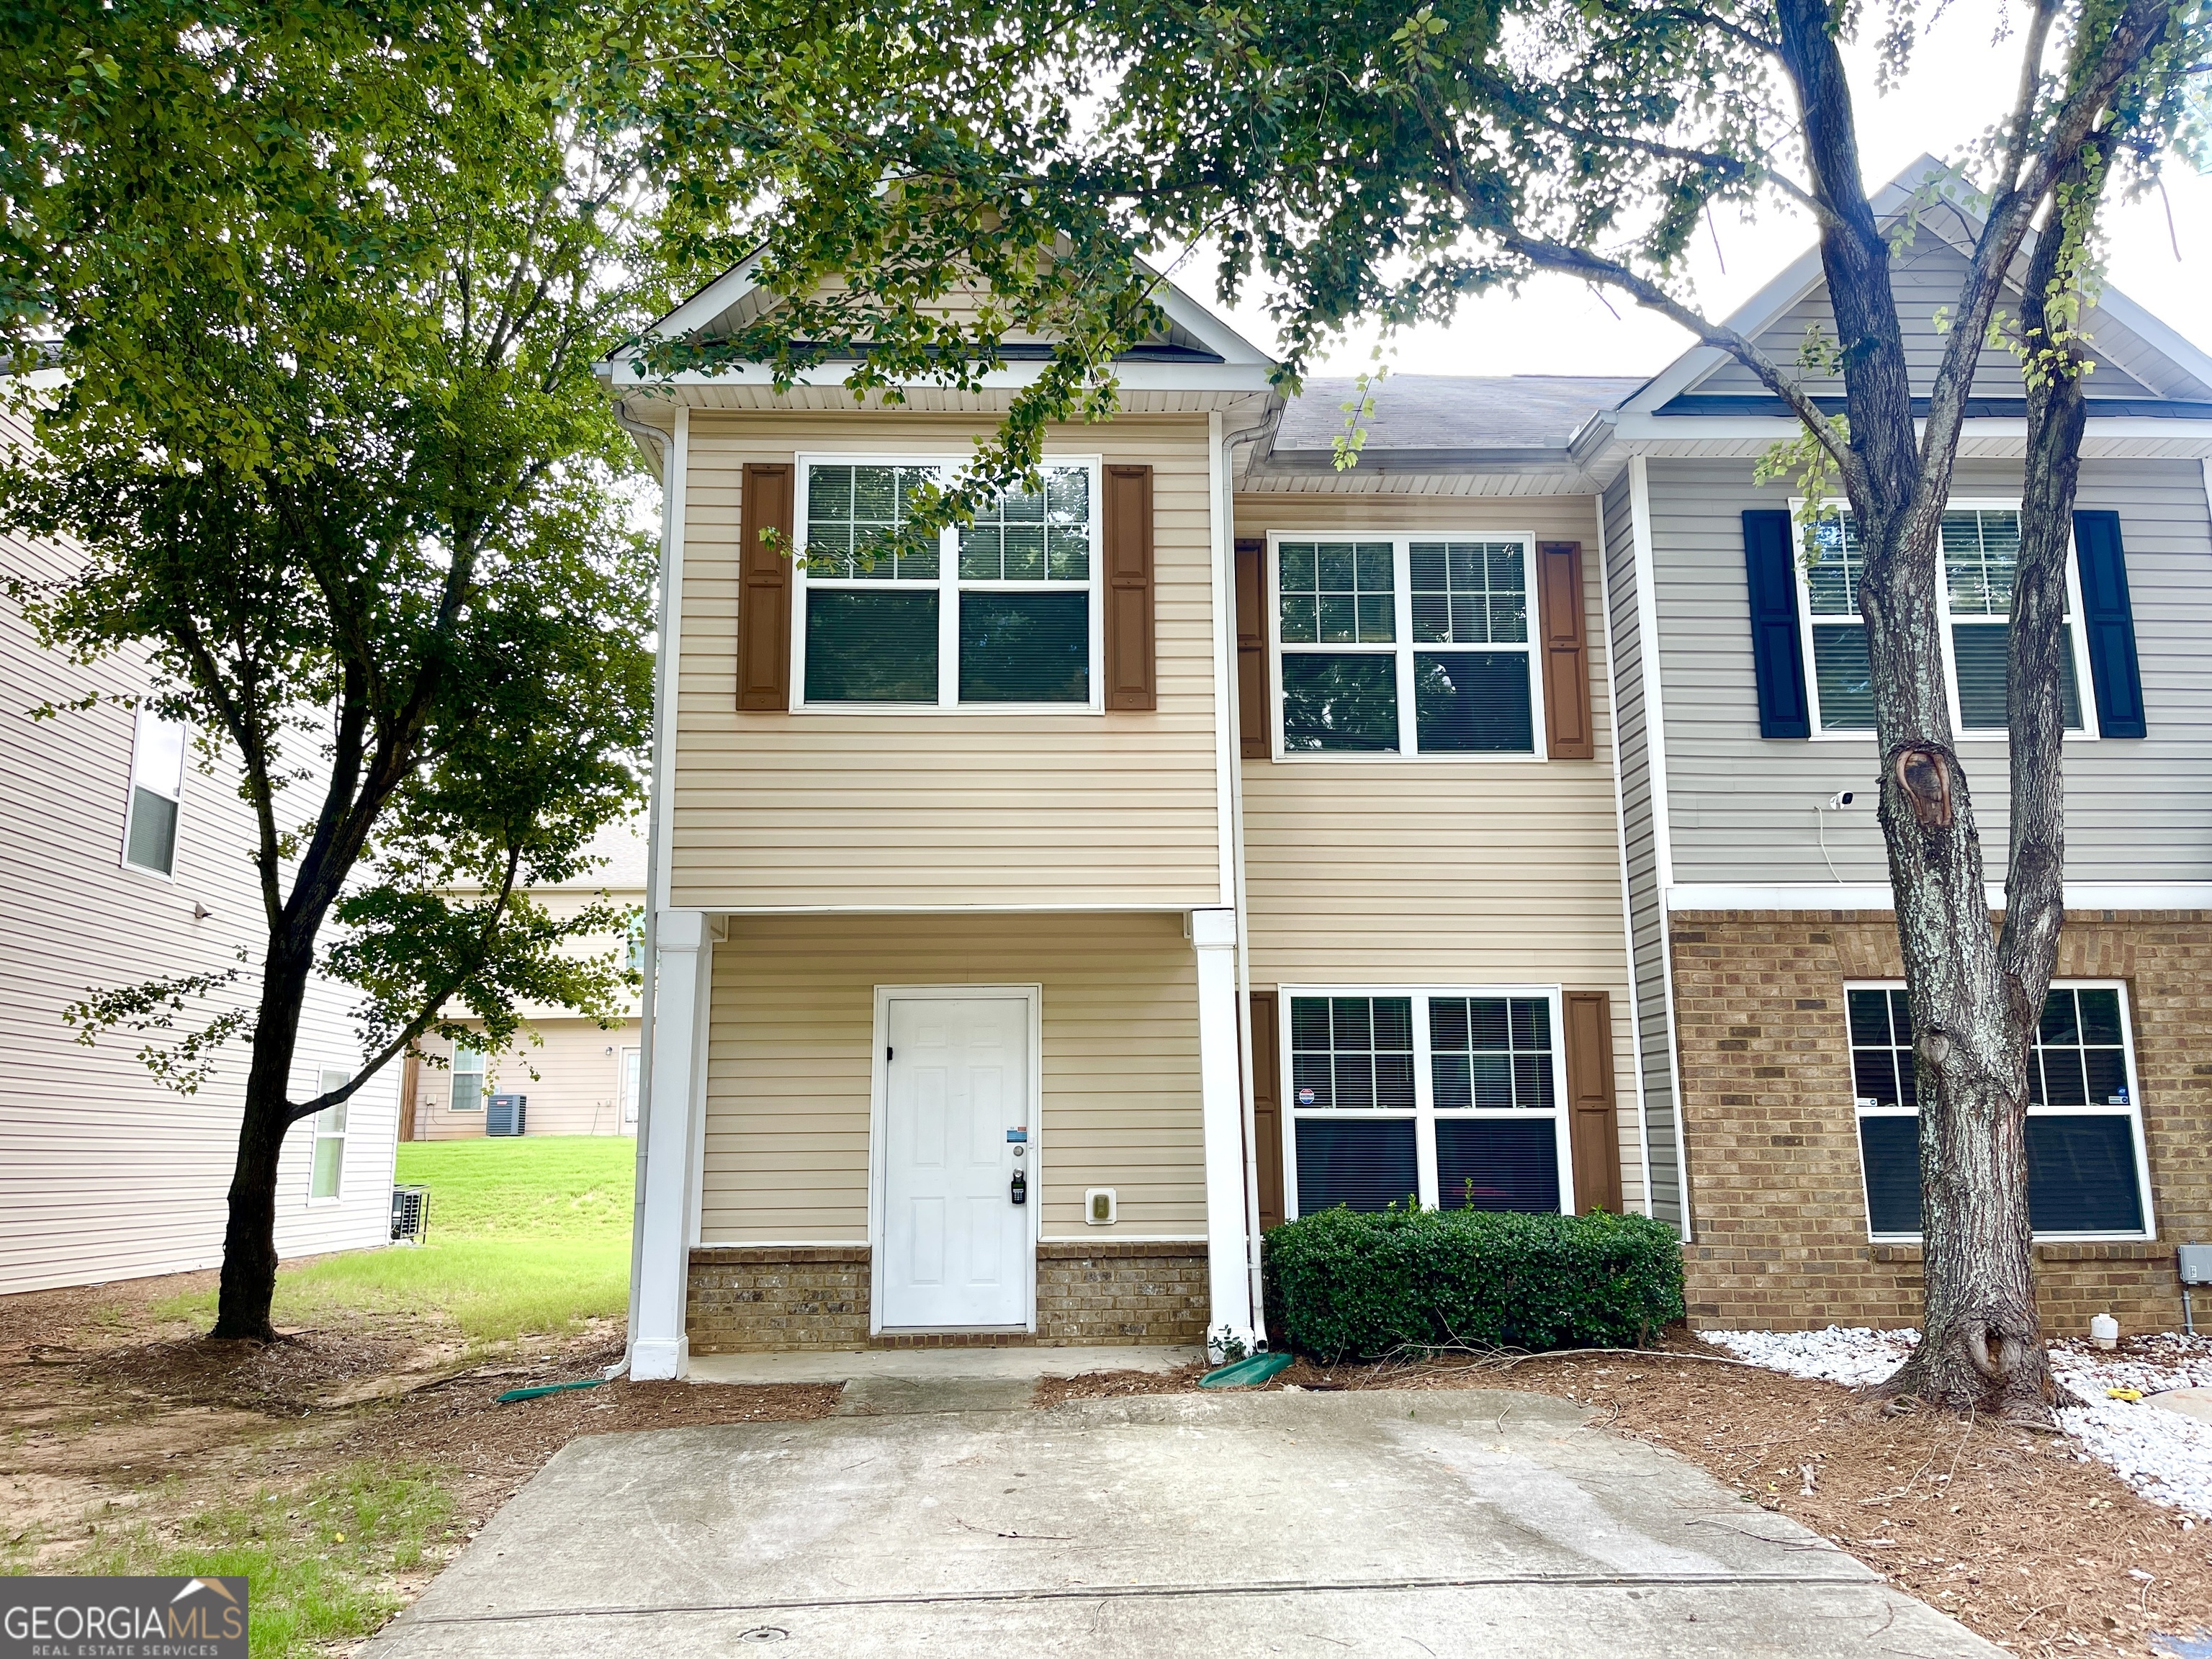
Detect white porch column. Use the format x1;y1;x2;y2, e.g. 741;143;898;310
630;907;713;1380
1192;907;1257;1361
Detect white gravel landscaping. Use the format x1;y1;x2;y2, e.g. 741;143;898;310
1704;1326;2212;1523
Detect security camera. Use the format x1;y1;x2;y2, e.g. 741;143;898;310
1821;791;1854;811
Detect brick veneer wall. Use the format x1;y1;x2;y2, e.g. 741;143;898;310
1671;909;2211;1335
685;1242;1209;1352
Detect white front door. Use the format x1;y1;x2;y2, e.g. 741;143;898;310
880;995;1031;1329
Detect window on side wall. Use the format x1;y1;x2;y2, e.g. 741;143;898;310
794;459;1101;710
1848;982;2150;1239
122;702;188;876
450;1046;485;1112
309;1066;349;1201
1272;535;1540;757
1797;504;2092;737
1282;989;1570;1218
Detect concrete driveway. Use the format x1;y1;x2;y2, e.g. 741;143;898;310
364;1386;1999;1658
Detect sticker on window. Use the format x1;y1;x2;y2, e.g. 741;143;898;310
1296;1087;1316;1107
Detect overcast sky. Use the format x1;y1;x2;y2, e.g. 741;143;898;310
1170;0;2212;381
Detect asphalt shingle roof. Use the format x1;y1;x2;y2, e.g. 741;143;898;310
1273;373;1647;457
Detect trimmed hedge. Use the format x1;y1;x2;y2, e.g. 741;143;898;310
1263;1206;1686;1361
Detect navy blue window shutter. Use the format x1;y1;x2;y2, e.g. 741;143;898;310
2072;511;2146;739
1743;510;1811;738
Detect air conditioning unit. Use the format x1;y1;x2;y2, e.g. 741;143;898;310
486;1093;528;1137
390;1184;431;1244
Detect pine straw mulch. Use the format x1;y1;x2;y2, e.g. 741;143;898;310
1036;1332;2211;1659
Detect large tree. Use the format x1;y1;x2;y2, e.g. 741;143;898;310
2;0;665;1339
613;0;2208;1419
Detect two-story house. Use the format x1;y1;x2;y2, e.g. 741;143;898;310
602;264;1647;1377
606;161;2212;1376
1579;162;2212;1336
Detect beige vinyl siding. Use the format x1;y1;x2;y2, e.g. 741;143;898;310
418;1019;641;1138
670;413;1223;910
702;912;1202;1241
1234;490;1644;1211
1;405;397;1292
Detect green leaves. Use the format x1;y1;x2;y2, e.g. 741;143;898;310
4;0;657;1125
1263;1205;1687;1361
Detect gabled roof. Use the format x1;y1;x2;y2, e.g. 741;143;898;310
1619;153;2212;415
601;250;1278;410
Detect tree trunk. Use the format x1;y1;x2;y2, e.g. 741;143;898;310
210;940;315;1341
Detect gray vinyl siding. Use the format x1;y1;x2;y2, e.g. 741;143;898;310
1645;455;2212;886
1601;470;1683;1228
1694;233;2154;399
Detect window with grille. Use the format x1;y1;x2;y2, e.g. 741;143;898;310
796;459;1100;709
1273;536;1538;756
1285;989;1568;1218
1796;503;2092;737
1848;981;2148;1238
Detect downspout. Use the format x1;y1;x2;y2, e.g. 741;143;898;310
1217;396;1282;1334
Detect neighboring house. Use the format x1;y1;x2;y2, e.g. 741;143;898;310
0;387;399;1296
406;821;646;1140
601;262;1647;1377
603;157;2212;1375
1583;160;2212;1336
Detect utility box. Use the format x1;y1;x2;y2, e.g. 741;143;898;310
486;1093;528;1138
390;1184;431;1244
2179;1244;2212;1285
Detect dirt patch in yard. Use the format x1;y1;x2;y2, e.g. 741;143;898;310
1041;1335;2210;1659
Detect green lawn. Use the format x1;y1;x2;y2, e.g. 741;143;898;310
50;1465;456;1659
158;1136;636;1343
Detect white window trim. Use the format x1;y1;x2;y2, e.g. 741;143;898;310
791;454;1106;716
120;701;187;881
1267;531;1548;763
1846;977;2154;1244
306;1066;350;1206
1278;984;1573;1218
449;1046;486;1111
866;982;1043;1335
1792;498;2101;742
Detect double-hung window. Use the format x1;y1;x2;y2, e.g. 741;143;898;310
1271;535;1542;757
1848;981;2151;1239
308;1066;349;1201
449;1046;485;1113
795;459;1101;710
1799;503;2093;737
122;702;188;877
1282;988;1570;1218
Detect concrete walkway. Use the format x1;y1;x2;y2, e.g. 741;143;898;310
364;1388;2000;1658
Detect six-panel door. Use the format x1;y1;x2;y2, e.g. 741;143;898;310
880;996;1031;1328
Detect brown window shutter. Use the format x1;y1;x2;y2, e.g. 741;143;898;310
1235;537;1269;758
737;462;796;711
1564;991;1622;1215
1248;991;1285;1229
1101;464;1156;710
1536;541;1594;760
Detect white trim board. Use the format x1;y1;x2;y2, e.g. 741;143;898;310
1666;882;2212;912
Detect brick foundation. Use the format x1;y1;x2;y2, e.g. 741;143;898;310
685;1241;1210;1352
1671;909;2211;1335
